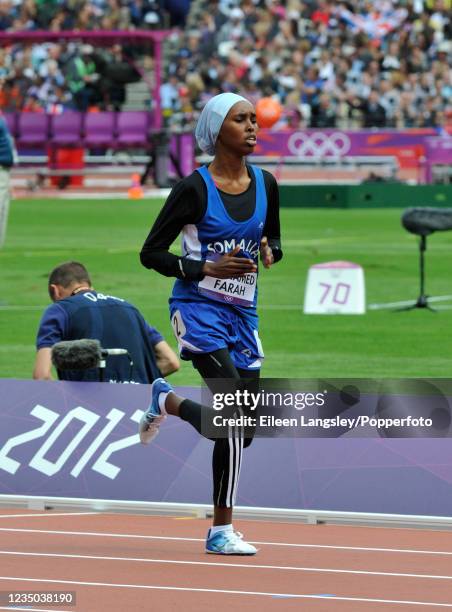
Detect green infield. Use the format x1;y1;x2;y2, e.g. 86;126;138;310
1;197;452;383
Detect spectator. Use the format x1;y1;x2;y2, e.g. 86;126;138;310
22;92;44;112
0;1;14;30
46;84;73;114
394;91;417;128
379;78;401;127
160;74;181;124
66;45;100;111
361;89;387;128
381;41;401;72
310;93;336;127
301;66;324;106
419;96;441;127
217;7;246;45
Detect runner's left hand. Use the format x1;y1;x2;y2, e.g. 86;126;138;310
260;237;274;269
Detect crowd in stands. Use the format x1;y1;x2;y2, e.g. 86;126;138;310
164;0;452;130
0;0;451;131
0;41;148;112
0;0;188;32
0;0;187;112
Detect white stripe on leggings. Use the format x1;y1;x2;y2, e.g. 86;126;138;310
232;424;244;507
221;417;245;508
225;424;234;507
227;424;240;508
231;409;245;507
231;425;239;507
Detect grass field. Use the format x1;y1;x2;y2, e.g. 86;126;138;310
1;197;452;383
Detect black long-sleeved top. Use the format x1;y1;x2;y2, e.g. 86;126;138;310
140;166;282;281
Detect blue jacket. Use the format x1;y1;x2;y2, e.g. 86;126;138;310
0;117;14;167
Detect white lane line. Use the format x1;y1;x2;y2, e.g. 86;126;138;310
0;550;451;581
0;576;451;607
0;513;100;519
0;527;452;557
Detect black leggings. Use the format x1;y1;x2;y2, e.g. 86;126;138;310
179;348;259;509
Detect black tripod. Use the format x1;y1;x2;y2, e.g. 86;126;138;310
140;130;184;188
397;234;436;312
394;207;452;313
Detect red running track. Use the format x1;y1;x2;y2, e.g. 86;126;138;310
0;509;452;611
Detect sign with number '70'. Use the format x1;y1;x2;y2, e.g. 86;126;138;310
304;261;366;314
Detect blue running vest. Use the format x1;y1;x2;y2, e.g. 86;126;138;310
171;165;267;312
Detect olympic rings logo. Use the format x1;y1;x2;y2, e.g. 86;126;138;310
287;132;351;157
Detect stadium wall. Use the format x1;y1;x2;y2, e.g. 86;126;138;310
279;184;452;209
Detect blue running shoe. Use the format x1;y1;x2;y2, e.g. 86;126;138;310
205;529;257;555
138;378;172;445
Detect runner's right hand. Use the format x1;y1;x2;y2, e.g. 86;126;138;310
202;246;257;278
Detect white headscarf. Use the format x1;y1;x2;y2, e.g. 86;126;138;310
195;92;251;155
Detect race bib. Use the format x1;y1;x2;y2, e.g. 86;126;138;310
198;272;257;307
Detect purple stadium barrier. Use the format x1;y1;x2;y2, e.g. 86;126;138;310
84;111;116;148
116;111;150;147
17;112;49;147
3;379;452;519
50;112;83;146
